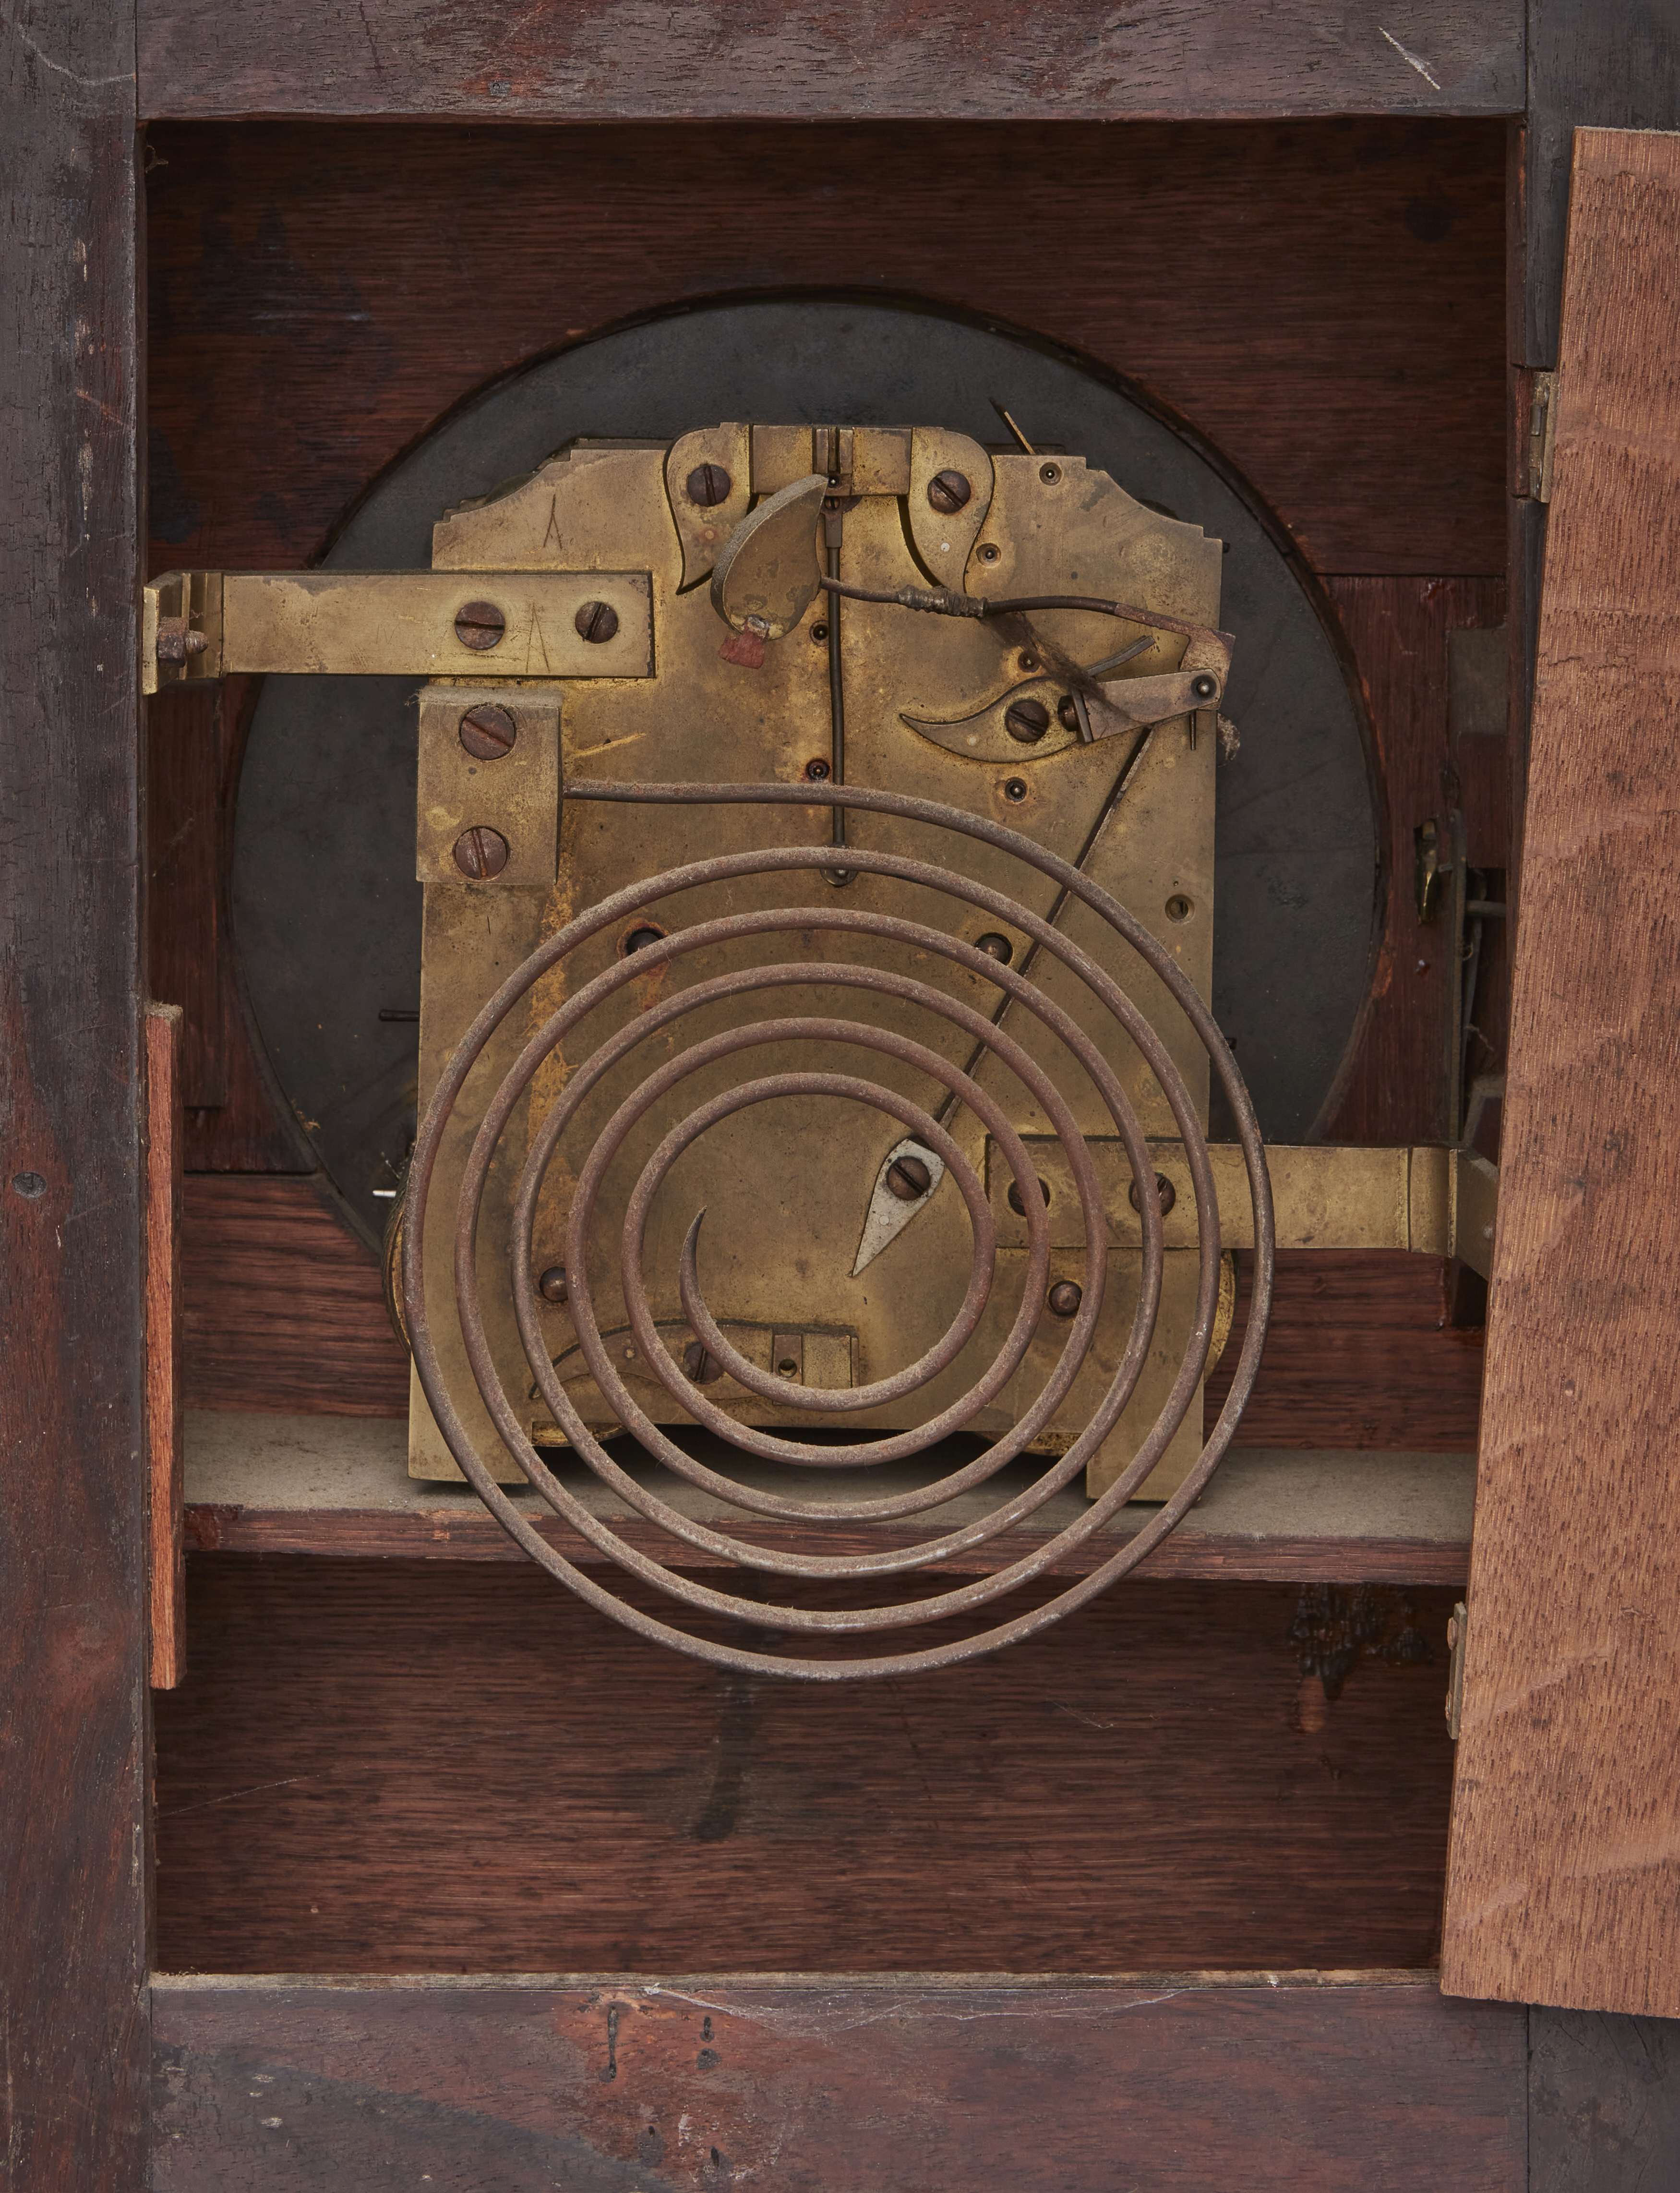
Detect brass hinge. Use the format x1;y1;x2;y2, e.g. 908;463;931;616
1527;370;1559;502
1445;1601;1468;1740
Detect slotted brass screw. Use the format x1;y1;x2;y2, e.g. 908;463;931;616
1005;698;1050;744
453;827;509;879
454;601;505;651
886;1155;932;1202
459;703;516;759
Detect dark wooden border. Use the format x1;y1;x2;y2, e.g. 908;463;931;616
134;2;1524;122
6;3;1679;2184
0;5;149;2186
150;1974;1526;2191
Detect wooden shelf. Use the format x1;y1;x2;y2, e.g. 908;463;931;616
184;1411;1474;1584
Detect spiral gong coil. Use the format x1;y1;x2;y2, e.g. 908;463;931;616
404;781;1274;1679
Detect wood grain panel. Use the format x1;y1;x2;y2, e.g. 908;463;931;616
144;120;1507;582
151;1974;1526;2193
161;674;317;1175
154;1562;1462;1976
182;1174;410;1416
146;693;226;1109
1323;576;1509;1147
135;1;1524;123
148;1006;187;1690
182;1501;1471;1586
0;10;150;2186
1207;1250;1482;1451
1442;127;1680;2016
185;1172;1483;1447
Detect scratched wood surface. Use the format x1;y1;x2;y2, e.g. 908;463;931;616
134;0;1524;122
1530;2006;1680;2191
151;1974;1526;2193
1442;128;1680;2017
0;6;150;2187
154;1561;1461;1975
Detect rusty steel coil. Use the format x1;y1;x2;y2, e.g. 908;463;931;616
403;781;1274;1679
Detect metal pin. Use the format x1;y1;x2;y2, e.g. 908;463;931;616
989;399;1036;455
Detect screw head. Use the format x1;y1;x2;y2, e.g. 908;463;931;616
1004;698;1051;744
1165;894;1194;924
458;702;516;760
685;462;733;507
1191;673;1218;701
538;1265;569;1304
453;826;509;879
1047;1280;1082;1318
1128;1172;1177;1217
804;758;831;781
683;1339;724;1384
886;1154;932;1202
1039;462;1062;484
576;599;620;644
623;925;665;955
926;469;972;514
1007;1176;1050;1216
1003;777;1029;803
976;932;1013;964
454;600;506;651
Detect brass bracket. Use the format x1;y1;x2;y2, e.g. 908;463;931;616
416;687;562;888
143;569;653;692
990;1139;1499;1279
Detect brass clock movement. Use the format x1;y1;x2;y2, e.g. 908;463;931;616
148;301;1492;1673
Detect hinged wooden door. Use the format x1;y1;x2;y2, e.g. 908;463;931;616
1443;124;1680;2017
